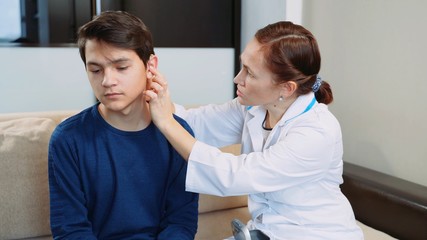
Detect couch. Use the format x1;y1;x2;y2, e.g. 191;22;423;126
1;110;426;240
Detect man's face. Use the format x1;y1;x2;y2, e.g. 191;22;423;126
84;39;148;113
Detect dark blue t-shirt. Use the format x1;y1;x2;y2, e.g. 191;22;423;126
48;104;198;239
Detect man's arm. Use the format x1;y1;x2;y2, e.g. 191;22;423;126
48;129;97;239
157;119;199;240
157;158;199;240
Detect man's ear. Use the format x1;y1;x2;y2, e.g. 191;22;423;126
146;54;158;79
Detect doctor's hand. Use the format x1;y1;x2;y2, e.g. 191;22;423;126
144;68;175;131
145;68;197;160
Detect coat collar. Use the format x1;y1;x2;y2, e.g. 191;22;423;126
243;92;317;151
247;92;317;128
278;92;317;126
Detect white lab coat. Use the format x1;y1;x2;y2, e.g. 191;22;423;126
175;92;363;240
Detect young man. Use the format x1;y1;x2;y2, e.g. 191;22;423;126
48;11;198;239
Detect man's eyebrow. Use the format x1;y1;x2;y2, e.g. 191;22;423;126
87;57;130;66
86;61;101;66
111;58;131;64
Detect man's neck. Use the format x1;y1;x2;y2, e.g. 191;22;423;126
98;102;151;131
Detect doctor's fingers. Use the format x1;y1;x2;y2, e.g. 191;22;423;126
149;81;169;97
149;68;168;86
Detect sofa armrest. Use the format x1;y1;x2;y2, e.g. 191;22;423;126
341;162;427;240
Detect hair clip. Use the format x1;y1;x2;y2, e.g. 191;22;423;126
312;75;322;92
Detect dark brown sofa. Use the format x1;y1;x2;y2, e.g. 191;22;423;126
341;162;427;240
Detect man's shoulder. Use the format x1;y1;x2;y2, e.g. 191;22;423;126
173;114;194;136
54;105;95;135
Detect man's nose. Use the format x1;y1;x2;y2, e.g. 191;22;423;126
102;69;117;87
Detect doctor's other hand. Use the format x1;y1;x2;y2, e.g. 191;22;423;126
145;68;175;130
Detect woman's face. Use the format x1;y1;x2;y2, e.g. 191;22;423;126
234;38;283;107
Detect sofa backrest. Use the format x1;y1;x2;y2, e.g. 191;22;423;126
0;111;78;239
0;111;78;125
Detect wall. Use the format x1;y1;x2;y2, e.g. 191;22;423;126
0;47;234;113
241;0;287;51
302;0;427;186
0;47;93;113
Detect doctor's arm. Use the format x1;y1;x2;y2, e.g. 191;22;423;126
145;68;196;161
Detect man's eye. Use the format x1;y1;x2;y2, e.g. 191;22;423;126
89;69;101;74
117;66;128;71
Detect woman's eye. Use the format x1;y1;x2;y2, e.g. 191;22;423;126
243;67;253;77
247;71;254;78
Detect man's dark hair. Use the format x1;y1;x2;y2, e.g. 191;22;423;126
77;11;155;66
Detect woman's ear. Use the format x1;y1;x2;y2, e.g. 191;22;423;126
146;54;158;79
281;81;298;97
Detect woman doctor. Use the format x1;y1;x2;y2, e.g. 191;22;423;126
145;21;363;240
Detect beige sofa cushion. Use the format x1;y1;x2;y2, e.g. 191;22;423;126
198;194;247;214
197;206;251;240
0;118;55;239
357;221;397;240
